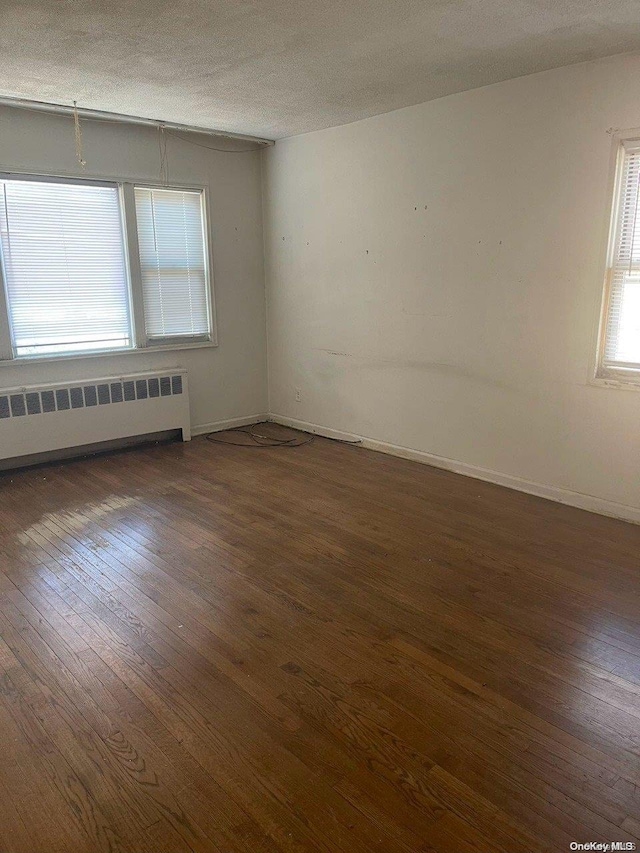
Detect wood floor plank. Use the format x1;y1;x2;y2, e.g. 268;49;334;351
1;430;639;852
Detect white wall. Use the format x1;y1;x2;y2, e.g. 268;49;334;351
263;53;640;520
0;105;268;433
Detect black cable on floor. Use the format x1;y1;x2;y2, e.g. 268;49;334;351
204;422;314;448
204;422;363;449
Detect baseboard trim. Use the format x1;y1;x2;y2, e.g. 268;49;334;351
269;413;640;525
192;414;268;437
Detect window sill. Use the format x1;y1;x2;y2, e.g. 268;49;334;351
590;371;640;390
0;339;218;368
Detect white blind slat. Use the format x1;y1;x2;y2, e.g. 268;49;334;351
0;178;131;357
134;187;210;340
604;148;640;367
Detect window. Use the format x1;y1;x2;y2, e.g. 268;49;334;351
134;187;210;342
0;174;213;361
597;138;640;381
0;178;131;357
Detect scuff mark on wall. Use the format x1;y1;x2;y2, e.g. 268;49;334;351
315;348;352;357
314;348;512;389
356;358;513;390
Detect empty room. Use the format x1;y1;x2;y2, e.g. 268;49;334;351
1;2;640;851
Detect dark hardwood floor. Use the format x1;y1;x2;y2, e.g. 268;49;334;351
0;428;639;853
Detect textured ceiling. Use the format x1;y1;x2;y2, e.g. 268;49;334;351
1;1;640;139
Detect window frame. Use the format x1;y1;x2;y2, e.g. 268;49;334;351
594;130;640;388
0;169;218;365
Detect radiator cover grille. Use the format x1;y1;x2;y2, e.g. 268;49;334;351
0;374;183;420
0;370;190;466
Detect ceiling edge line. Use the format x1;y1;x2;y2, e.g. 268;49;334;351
0;95;275;146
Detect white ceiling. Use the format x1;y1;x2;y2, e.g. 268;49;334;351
1;1;639;139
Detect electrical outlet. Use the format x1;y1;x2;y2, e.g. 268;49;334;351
295;388;301;402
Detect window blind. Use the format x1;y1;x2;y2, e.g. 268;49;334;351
604;145;640;368
0;178;131;357
134;187;210;340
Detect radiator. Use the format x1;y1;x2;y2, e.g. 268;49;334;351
0;369;191;464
